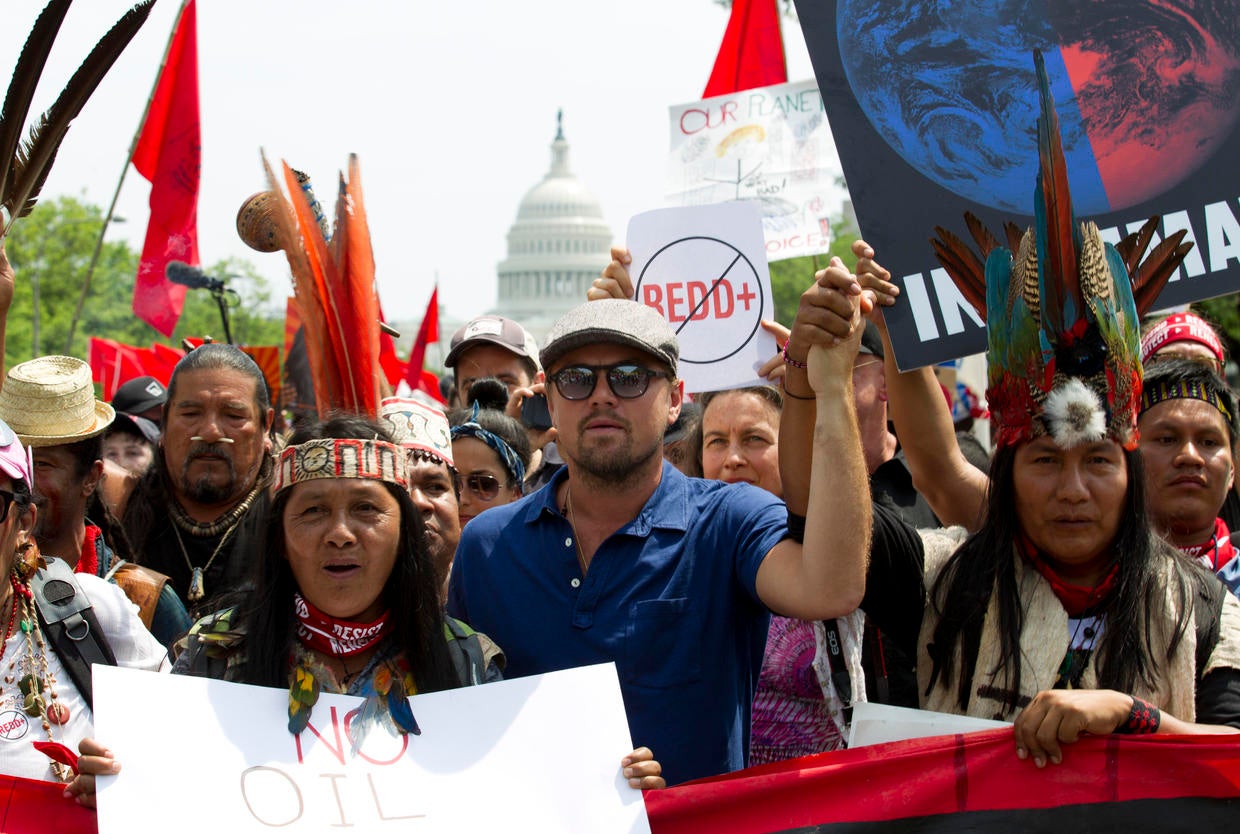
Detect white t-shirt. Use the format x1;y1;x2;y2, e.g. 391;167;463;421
0;573;169;782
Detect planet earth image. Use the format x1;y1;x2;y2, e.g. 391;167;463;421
836;1;1240;214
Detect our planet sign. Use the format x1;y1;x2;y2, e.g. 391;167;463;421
795;0;1240;369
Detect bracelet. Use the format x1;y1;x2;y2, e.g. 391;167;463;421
1114;697;1160;734
781;342;808;370
782;387;815;401
786;512;807;543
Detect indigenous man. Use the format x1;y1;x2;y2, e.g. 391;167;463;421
121;344;274;618
1139;359;1240;596
449;292;870;785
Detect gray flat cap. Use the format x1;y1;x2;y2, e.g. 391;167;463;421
541;300;679;376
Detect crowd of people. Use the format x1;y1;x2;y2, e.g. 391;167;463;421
0;94;1236;823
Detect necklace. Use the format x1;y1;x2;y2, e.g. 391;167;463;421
169;481;264;538
564;488;590;576
170;520;240;605
11;577;72;781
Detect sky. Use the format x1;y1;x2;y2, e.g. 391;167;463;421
3;0;819;334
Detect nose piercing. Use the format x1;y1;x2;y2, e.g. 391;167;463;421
190;436;234;444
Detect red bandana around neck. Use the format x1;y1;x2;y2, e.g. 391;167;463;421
75;524;102;577
294;592;391;658
1178;517;1236;573
1017;535;1120;617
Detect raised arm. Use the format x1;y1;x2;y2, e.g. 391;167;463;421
856;240;988;530
758;259;870;619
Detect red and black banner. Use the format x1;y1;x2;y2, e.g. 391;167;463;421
645;729;1240;833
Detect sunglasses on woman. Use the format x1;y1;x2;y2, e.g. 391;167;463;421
549;364;670;401
457;473;504;502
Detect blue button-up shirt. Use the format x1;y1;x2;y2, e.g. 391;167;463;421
447;461;789;784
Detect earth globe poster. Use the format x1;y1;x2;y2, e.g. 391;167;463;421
794;0;1240;369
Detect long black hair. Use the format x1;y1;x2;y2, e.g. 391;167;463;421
236;414;459;693
925;442;1199;712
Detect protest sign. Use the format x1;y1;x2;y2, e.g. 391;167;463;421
645;729;1240;833
93;663;649;834
627;202;778;393
794;0;1240;369
667;79;846;262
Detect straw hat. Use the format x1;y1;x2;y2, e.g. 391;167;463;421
0;356;115;447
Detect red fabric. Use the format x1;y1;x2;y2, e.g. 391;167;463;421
702;0;787;98
0;772;95;834
644;730;1240;834
293;593;390;658
75;524;101;577
88;338;182;399
403;286;439;389
131;0;200;336
1179;517;1236;572
1018;535;1119;616
378;307;404;387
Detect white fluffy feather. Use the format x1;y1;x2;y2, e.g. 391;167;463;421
1043;378;1106;447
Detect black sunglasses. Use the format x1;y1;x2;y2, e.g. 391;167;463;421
457;473;504;502
0;490;16;525
549;364;670;401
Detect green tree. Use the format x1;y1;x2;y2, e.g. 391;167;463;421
3;196;283;371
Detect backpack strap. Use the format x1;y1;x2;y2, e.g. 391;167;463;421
1193;570;1227;685
30;558;118;710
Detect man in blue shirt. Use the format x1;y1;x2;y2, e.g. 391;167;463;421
448;266;870;785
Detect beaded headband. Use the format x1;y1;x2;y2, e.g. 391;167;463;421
274;438;409;494
1140;379;1233;423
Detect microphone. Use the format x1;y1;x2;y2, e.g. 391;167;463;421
165;261;225;292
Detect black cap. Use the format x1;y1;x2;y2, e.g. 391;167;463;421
112;376;167;415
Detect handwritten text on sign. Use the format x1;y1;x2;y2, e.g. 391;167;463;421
627;203;778;393
92;663;649;834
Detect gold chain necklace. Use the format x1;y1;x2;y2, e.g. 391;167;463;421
564;488;590;576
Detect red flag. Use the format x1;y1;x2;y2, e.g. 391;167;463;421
702;0;787;98
0;773;96;834
403;286;440;390
132;0;201;336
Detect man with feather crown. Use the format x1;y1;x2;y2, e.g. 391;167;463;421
792;51;1240;766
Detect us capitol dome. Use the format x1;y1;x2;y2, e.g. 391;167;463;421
493;112;613;342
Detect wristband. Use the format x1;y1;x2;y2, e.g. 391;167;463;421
782;342;808;370
786;512;807;543
1114;696;1160;734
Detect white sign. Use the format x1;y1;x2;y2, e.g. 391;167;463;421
667;79;846;262
93;663;650;834
627;202;779;394
847;702;1009;749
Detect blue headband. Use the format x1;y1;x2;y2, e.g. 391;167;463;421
450;404;526;486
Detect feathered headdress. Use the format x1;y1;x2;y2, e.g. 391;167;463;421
930;51;1194;450
1;1;154;244
254;153;384;418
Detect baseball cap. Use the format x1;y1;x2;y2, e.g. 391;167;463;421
541;300;679;376
112;376;168;415
444;316;538;371
110;412;161;444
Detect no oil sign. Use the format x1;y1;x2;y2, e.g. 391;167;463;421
627;202;778;393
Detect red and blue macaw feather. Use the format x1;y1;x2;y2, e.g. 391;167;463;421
1032;49;1083;345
